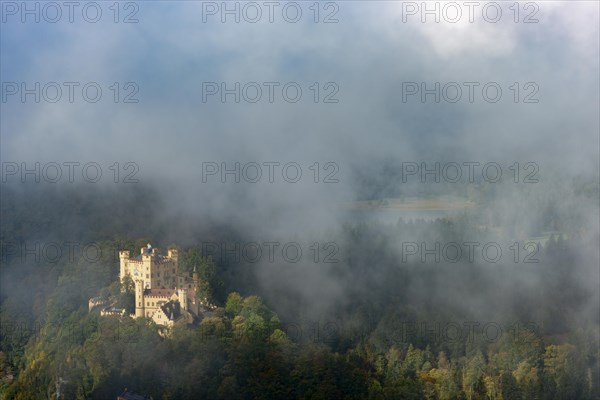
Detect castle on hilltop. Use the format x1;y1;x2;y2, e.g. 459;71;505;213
90;244;211;329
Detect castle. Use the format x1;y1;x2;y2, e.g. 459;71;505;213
91;244;210;329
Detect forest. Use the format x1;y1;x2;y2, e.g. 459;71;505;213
0;177;598;399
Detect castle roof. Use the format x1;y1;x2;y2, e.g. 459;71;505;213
144;288;176;298
101;306;126;316
160;300;181;321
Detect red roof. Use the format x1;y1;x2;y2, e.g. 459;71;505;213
144;289;175;298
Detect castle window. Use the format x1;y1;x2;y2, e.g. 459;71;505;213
157;272;160;277
173;268;175;273
146;274;149;278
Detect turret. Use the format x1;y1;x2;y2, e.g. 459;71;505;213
192;265;199;287
119;250;130;283
167;248;178;262
141;243;151;255
135;280;145;318
141;246;152;258
178;288;188;311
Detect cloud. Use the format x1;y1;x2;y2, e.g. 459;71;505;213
1;1;598;318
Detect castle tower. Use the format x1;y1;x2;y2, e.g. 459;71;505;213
167;248;178;265
120;244;181;293
192;266;199;287
119;250;131;282
141;246;153;274
135;280;145;318
178;288;188;311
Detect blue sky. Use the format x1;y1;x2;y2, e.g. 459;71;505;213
1;1;598;180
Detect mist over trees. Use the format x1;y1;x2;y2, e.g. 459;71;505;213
1;3;598;398
0;176;598;399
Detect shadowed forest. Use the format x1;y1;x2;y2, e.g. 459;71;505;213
0;176;598;399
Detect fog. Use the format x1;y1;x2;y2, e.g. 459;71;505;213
1;0;598;356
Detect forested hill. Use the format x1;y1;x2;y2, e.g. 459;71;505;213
0;181;598;399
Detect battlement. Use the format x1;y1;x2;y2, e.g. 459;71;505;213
120;245;178;262
141;244;160;256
